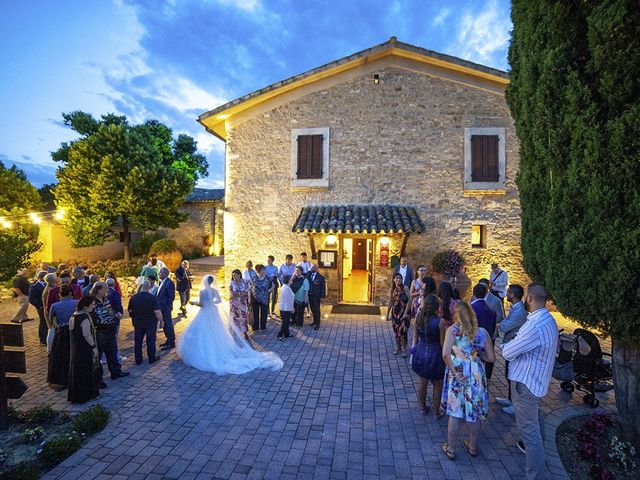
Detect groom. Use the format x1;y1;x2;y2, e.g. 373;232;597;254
157;267;176;351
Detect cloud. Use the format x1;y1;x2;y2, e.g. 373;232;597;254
432;8;450;27
215;0;260;12
448;0;511;70
1;155;58;186
21;155;32;160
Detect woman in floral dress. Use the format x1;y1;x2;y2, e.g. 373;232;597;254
387;273;411;357
229;269;249;338
409;265;427;319
441;302;495;460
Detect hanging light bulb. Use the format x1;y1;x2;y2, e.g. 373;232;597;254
0;217;11;229
30;212;42;224
54;208;65;220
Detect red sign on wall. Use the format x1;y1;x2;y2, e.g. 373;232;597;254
379;244;389;267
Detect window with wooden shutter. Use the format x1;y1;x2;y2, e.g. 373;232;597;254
471;135;499;182
297;134;323;179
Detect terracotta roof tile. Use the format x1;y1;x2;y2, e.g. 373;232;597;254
292;204;425;234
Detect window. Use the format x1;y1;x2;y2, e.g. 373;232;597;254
291;128;329;188
471;225;486;248
464;127;506;192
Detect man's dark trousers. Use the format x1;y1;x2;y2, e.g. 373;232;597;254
293;302;305;326
134;321;157;363
36;307;47;344
308;295;321;326
161;307;175;346
96;328;122;379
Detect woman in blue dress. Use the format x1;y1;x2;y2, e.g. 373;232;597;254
440;302;495;460
411;294;446;418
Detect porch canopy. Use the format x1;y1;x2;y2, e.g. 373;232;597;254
292;204;425;234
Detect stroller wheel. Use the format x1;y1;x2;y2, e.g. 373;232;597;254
561;382;575;393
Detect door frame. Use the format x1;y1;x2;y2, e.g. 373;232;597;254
339;234;375;304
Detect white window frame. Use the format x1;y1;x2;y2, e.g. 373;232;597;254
291;127;330;188
464;127;506;192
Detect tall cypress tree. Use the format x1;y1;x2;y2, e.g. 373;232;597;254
507;0;640;445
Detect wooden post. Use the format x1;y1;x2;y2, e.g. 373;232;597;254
0;328;8;430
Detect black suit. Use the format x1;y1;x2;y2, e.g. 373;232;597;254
29;281;47;344
307;272;326;327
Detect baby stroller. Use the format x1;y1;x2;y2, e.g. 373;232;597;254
552;328;613;408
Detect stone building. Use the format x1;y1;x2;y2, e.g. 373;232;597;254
163;188;225;258
198;38;526;305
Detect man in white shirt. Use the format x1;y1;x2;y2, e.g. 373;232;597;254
501;284;558;480
392;256;413;289
297;252;311;274
489;262;509;305
277;274;294;340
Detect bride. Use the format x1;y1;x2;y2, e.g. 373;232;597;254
177;275;283;375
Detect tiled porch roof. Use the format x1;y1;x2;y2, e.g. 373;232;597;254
292;204;425;234
185;188;225;202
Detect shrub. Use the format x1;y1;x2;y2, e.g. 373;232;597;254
149;239;179;255
20;405;56;426
0;460;42;480
40;431;83;468
21;426;45;443
133;231;164;256
72;404;109;435
430;250;464;274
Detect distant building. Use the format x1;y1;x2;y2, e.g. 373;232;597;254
36;188;225;263
198;37;526;304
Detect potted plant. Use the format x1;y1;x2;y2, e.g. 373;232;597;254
430;250;464;284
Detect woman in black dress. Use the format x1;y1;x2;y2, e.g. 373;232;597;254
68;296;100;404
47;285;77;389
387;273;411;357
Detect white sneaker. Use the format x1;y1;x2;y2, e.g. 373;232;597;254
495;397;512;407
501;405;515;415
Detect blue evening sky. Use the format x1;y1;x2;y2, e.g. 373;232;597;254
0;0;511;189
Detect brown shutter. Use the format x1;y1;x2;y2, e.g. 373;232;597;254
484;135;499;181
471;135;499;182
297;135;311;178
309;134;323;179
471;135;484;182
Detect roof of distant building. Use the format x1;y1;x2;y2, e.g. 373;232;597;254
185;188;224;203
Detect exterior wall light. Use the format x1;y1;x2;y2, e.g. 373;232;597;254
326;234;338;247
373;74;380;84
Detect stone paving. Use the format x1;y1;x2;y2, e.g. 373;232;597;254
1;297;615;480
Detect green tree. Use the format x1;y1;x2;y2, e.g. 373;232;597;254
0;161;43;280
53;111;207;261
507;0;640;445
38;183;56;210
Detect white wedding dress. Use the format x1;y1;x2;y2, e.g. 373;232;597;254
176;276;283;375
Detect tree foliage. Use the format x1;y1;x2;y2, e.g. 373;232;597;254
52;111;208;260
507;0;640;340
508;0;640;446
0;161;43;279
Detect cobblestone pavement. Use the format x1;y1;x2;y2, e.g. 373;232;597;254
1;297;615;480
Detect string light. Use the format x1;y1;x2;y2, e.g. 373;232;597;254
30;212;42;224
0;208;67;223
0;218;11;229
54;208;65;220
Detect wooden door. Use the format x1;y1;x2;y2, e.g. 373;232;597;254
367;239;373;302
352;239;367;270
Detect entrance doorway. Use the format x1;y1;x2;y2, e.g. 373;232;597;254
341;237;373;303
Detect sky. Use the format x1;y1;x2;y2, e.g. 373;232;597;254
0;0;512;189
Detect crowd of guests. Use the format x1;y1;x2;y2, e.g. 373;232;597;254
9;257;194;405
391;258;558;479
229;252;326;339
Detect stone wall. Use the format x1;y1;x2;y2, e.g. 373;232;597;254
163;201;224;257
223;65;528;303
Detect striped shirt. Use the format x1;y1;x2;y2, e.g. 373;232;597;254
502;307;558;397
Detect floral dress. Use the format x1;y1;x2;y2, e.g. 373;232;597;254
441;324;489;422
410;279;423;318
229;280;249;333
390;286;410;341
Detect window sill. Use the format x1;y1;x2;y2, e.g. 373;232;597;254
291;179;329;189
463;183;507;196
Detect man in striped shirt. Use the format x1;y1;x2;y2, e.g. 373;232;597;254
501;284;558;480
